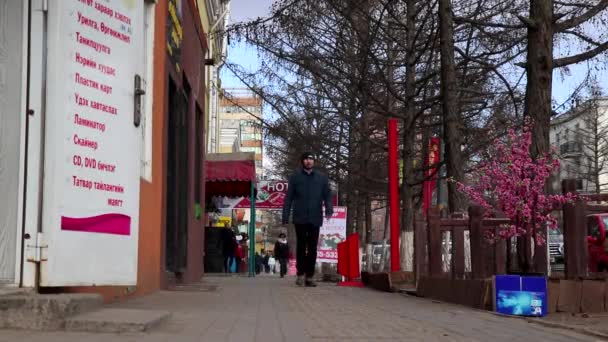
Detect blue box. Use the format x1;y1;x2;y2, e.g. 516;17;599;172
495;275;547;317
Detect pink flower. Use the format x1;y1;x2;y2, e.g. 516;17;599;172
457;121;573;246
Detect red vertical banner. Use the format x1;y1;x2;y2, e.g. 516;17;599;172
423;138;441;217
388;119;400;272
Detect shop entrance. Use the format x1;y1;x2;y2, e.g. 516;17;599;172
165;79;190;273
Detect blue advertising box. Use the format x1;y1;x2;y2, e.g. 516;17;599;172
495;275;547;317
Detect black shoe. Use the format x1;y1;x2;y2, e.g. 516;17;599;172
305;278;317;287
296;276;305;286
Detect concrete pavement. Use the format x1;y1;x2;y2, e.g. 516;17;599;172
0;275;603;341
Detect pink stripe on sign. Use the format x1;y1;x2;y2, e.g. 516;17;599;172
61;214;131;236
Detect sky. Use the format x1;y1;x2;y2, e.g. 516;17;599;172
222;0;608;112
220;0;274;89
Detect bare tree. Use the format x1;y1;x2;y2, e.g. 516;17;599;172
557;85;608;193
225;0;529;270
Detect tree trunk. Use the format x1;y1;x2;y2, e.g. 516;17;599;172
357;192;366;240
400;0;417;271
346;122;358;234
525;0;554;158
379;205;390;272
524;0;554;274
365;196;373;271
439;0;466;213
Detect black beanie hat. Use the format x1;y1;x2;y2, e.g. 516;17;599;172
300;151;315;163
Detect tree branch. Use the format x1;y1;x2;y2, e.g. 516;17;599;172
555;0;608;32
562;29;603;47
517;15;537;29
454;15;526;29
554;40;608;67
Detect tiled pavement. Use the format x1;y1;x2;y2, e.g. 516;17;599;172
0;276;603;341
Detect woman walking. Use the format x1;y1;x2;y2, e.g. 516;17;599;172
274;233;290;278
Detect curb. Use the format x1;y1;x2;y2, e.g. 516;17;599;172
412;295;608;340
400;289;608;340
492;311;608;340
525;318;608;340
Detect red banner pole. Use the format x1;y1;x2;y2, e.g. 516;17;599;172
388;119;400;272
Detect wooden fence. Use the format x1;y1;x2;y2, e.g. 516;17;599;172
414;179;608;312
416;179;608;281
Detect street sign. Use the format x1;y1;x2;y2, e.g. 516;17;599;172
317;207;347;264
227;180;338;209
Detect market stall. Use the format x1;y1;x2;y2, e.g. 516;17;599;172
205;152;257;276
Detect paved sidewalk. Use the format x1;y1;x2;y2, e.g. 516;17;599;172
0;276;603;341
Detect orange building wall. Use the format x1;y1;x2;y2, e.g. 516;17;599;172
134;0;168;298
179;0;207;284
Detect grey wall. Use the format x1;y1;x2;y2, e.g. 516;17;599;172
0;0;25;283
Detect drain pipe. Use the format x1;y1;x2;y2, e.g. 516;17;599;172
23;0;49;293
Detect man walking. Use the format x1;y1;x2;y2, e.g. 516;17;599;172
282;152;333;287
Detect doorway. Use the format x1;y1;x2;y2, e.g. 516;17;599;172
165;79;189;274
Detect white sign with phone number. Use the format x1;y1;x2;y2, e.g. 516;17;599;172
317;207;347;264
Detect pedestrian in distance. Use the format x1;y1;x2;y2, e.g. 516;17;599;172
234;236;244;274
282;151;333;287
255;252;263;274
219;228;236;274
268;253;276;274
262;249;270;273
274;233;290;278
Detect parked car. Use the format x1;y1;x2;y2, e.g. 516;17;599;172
548;228;564;265
587;213;608;272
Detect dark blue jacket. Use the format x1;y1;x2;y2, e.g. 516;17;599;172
282;168;333;227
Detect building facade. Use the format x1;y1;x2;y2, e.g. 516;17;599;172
218;89;264;179
199;0;230;155
550;97;608;194
0;0;223;301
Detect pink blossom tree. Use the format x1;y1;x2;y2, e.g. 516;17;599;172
457;122;576;271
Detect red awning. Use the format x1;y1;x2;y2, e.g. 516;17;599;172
205;152;256;198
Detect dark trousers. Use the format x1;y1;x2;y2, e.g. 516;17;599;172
279;258;288;277
224;255;234;273
295;224;320;278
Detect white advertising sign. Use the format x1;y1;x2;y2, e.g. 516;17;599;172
41;0;143;286
317;207;347;264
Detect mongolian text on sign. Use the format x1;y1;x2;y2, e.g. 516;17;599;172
41;0;143;286
317;207;347;264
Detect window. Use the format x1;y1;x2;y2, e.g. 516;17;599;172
220;119;239;129
576;179;583;190
195;106;203;203
241;133;262;141
560;141;582;154
241;147;262;154
588;216;600;239
141;1;156;182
